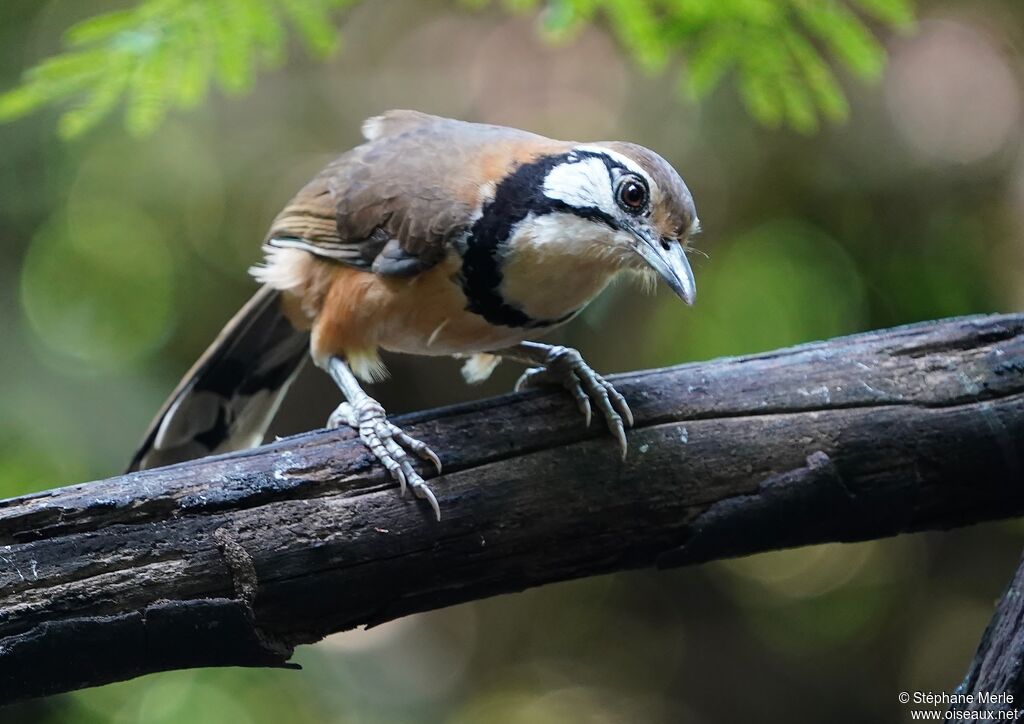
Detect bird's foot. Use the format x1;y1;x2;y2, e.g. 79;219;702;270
328;398;443;520
514;345;634;459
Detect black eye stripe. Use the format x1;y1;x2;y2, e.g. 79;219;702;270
550;150;649;205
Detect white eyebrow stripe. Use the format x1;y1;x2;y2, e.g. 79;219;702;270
574;145;649;178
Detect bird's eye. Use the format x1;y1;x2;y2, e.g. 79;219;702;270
616;176;648;212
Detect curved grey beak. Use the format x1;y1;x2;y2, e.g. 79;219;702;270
630;229;697;305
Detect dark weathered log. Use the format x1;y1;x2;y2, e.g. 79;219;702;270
1;313;1023;704
952;549;1024;716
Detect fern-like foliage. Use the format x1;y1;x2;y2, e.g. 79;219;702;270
0;0;353;138
519;0;915;133
0;0;914;138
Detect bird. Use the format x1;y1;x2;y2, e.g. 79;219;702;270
128;110;699;520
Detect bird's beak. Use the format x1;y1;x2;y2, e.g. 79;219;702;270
630;228;697;305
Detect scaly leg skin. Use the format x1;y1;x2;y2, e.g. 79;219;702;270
496;341;634;459
326;356;443;520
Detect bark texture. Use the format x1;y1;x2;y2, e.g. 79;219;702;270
1;313;1023;704
952;547;1024;716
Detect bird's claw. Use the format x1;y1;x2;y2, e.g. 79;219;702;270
514;347;633;459
328;400;442;520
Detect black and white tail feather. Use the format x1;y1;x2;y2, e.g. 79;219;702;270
128;285;309;472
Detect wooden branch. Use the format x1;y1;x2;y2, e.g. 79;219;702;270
951;549;1024;716
2;313;1023;704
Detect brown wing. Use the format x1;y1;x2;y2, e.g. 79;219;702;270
266;110;566;277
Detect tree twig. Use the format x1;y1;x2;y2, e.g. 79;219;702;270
1;313;1023;704
952;548;1024;716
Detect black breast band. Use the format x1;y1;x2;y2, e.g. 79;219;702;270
458;151;619;328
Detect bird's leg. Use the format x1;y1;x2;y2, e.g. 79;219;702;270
494;341;634;459
325;356;443;520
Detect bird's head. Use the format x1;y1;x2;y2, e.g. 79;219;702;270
537;143;699;305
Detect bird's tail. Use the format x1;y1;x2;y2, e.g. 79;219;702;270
128;285;310;472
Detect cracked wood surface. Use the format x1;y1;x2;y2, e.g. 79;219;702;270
951;546;1024;717
1;313;1023;703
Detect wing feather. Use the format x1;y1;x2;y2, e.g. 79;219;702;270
263;111;563;277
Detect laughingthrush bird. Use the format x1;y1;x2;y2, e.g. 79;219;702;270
130;111;700;520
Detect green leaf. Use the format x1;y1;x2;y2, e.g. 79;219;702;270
851;0;915;29
0;0;917;138
64;10;141;47
738;68;783;128
502;0;540;12
784;26;849;122
540;0;581;39
280;0;341;57
684;28;738;99
172;21;212;107
58;69;130;138
603;0;669;71
126;36;174;135
795;1;885;80
778;74;819;134
0;85;48;121
240;0;288;65
209;0;258;93
25;49;110;85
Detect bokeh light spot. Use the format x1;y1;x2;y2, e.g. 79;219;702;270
20;201;175;372
720;542;878;601
886;19;1021;165
68;125;226;267
0;427;77;498
651;220;867;363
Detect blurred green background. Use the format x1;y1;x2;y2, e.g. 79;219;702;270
2;1;1024;722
